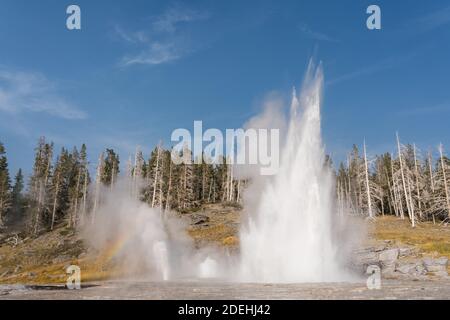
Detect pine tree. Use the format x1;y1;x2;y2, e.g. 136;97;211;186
28;137;53;234
49;148;74;229
101;149;120;187
9;169;25;227
78;144;90;226
0;142;11;228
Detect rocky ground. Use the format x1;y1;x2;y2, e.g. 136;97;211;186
0;203;449;299
353;241;449;281
1;279;450;299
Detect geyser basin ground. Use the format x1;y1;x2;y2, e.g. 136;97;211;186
2;280;450;299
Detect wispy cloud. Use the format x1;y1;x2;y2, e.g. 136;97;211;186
0;68;86;119
152;6;209;34
122;42;181;66
117;5;209;66
326;60;393;86
299;24;339;43
397;102;450;117
115;25;149;44
326;52;419;86
416;5;450;32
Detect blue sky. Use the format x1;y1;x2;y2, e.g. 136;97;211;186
1;0;450;176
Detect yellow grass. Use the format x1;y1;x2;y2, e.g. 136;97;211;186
372;216;450;256
222;236;239;246
188;224;237;246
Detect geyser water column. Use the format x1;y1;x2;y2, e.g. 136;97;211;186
239;62;346;283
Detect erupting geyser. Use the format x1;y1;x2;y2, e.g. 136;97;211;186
238;62;348;283
84;61;354;284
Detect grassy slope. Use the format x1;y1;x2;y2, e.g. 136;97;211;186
187;203;240;247
371;216;450;258
0;226;128;284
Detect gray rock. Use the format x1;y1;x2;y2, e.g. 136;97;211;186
396;263;417;274
379;249;399;266
423;257;448;273
356;251;379;265
373;245;388;252
191;214;210;225
398;247;417;258
382;265;396;276
395;260;427;277
415;264;427;276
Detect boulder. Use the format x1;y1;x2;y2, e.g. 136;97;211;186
415;264;427;276
423;257;448;273
396;263;417;275
395;261;427;276
378;249;399;265
382;265;396;276
356;250;379;265
191;214;210;225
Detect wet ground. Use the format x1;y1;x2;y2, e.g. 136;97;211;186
1;279;450;299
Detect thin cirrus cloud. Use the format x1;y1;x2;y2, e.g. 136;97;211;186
122;41;182;66
117;6;209;67
397;103;450;117
0;68;87;120
326;60;394;86
326;51;421;86
416;5;450;32
298;23;339;43
151;5;210;34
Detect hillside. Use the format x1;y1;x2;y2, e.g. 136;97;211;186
0;204;449;285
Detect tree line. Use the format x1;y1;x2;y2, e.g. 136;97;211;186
1;133;449;235
336;133;450;226
0;138;242;235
